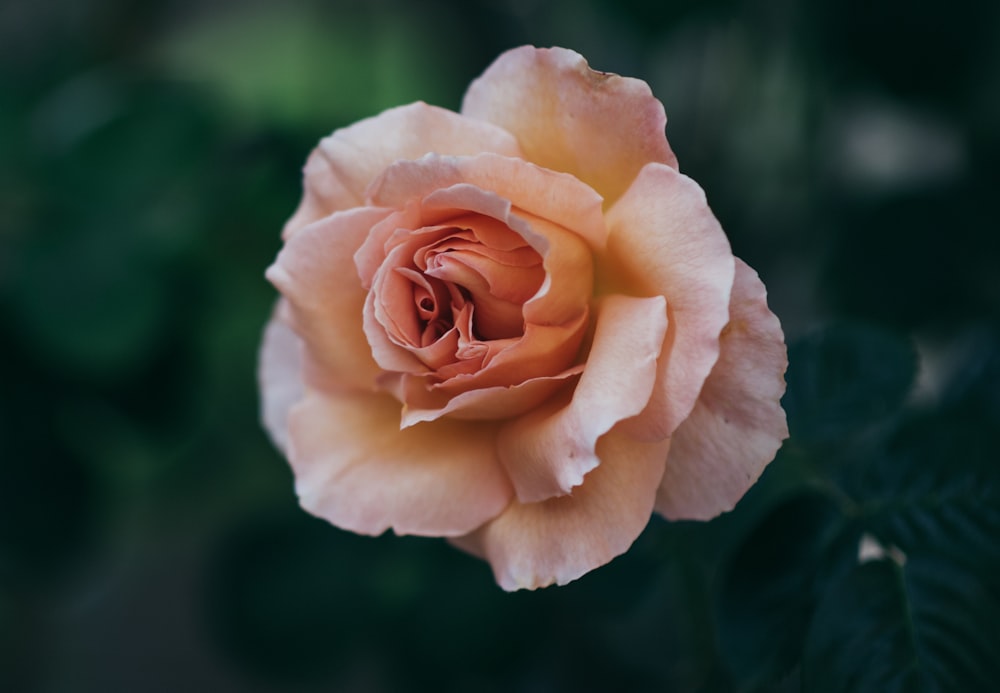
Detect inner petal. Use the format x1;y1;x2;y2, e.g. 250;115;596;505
395;267;451;327
417;219;545;341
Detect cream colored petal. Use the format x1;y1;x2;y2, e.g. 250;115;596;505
461;46;677;205
604;163;736;441
656;259;788;520
368;153;607;250
497;295;667;503
283;103;522;238
258;299;305;454
452;424;669;591
288;389;512;537
266;207;393;391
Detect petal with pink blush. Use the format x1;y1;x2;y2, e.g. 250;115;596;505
452;424;670;591
288;390;512;537
497;294;667;503
461;46;677;206
655;259;789;520
369;181;594;330
267;207;395;392
362;287;431;375
397;367;583;427
258;300;305;454
434;313;589;395
353;204;425;289
283;103;522;238
518;212;593;328
604;163;735;441
369;153;608;250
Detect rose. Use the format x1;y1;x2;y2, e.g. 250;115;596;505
259;46;788;590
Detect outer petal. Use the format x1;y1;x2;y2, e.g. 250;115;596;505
498;295;668;503
461;46;677;205
656;259;788;520
266;207;393;392
453;425;670;591
283;103;523;237
288;390;512;537
258;299;305;454
604;163;736;441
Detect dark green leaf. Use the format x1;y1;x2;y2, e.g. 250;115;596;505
849;409;1000;569
716;491;858;689
804;556;1000;693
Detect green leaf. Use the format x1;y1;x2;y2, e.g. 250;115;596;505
716;491;858;689
850;409;1000;568
802;401;1000;692
783;323;917;443
804;556;1000;692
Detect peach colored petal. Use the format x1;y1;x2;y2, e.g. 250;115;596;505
363;220;542;374
655;259;788;520
461;46;677;206
362;181;594;331
415;188;596;329
603;163;735;441
266;207;394;392
368;153;608;250
283;103;522;238
418;223;543;340
497;295;668;503
363;287;431;375
452;424;670;591
374;311;589;424
518;211;593;328
288;389;512;537
396;367;583;427
433;312;589;394
258;299;305;454
353;204;425;289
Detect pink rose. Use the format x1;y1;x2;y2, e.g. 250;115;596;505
259;46;788;590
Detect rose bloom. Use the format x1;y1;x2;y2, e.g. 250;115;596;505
259;46;788;590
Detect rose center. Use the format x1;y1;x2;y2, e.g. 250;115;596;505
407;224;544;344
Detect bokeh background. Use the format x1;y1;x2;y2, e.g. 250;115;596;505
2;0;999;691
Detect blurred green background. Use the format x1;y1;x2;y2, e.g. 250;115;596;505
2;0;999;691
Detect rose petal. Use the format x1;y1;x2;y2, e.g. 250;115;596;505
417;187;596;329
452;424;670;591
369;153;608;250
258;299;305;454
288;390;513;537
396;366;584;426
497;294;667;503
655;259;789;520
441;313;588;388
266;207;394;392
363;287;433;375
461;46;677;205
604;163;735;441
379;312;590;424
283;103;522;238
360;182;594;341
